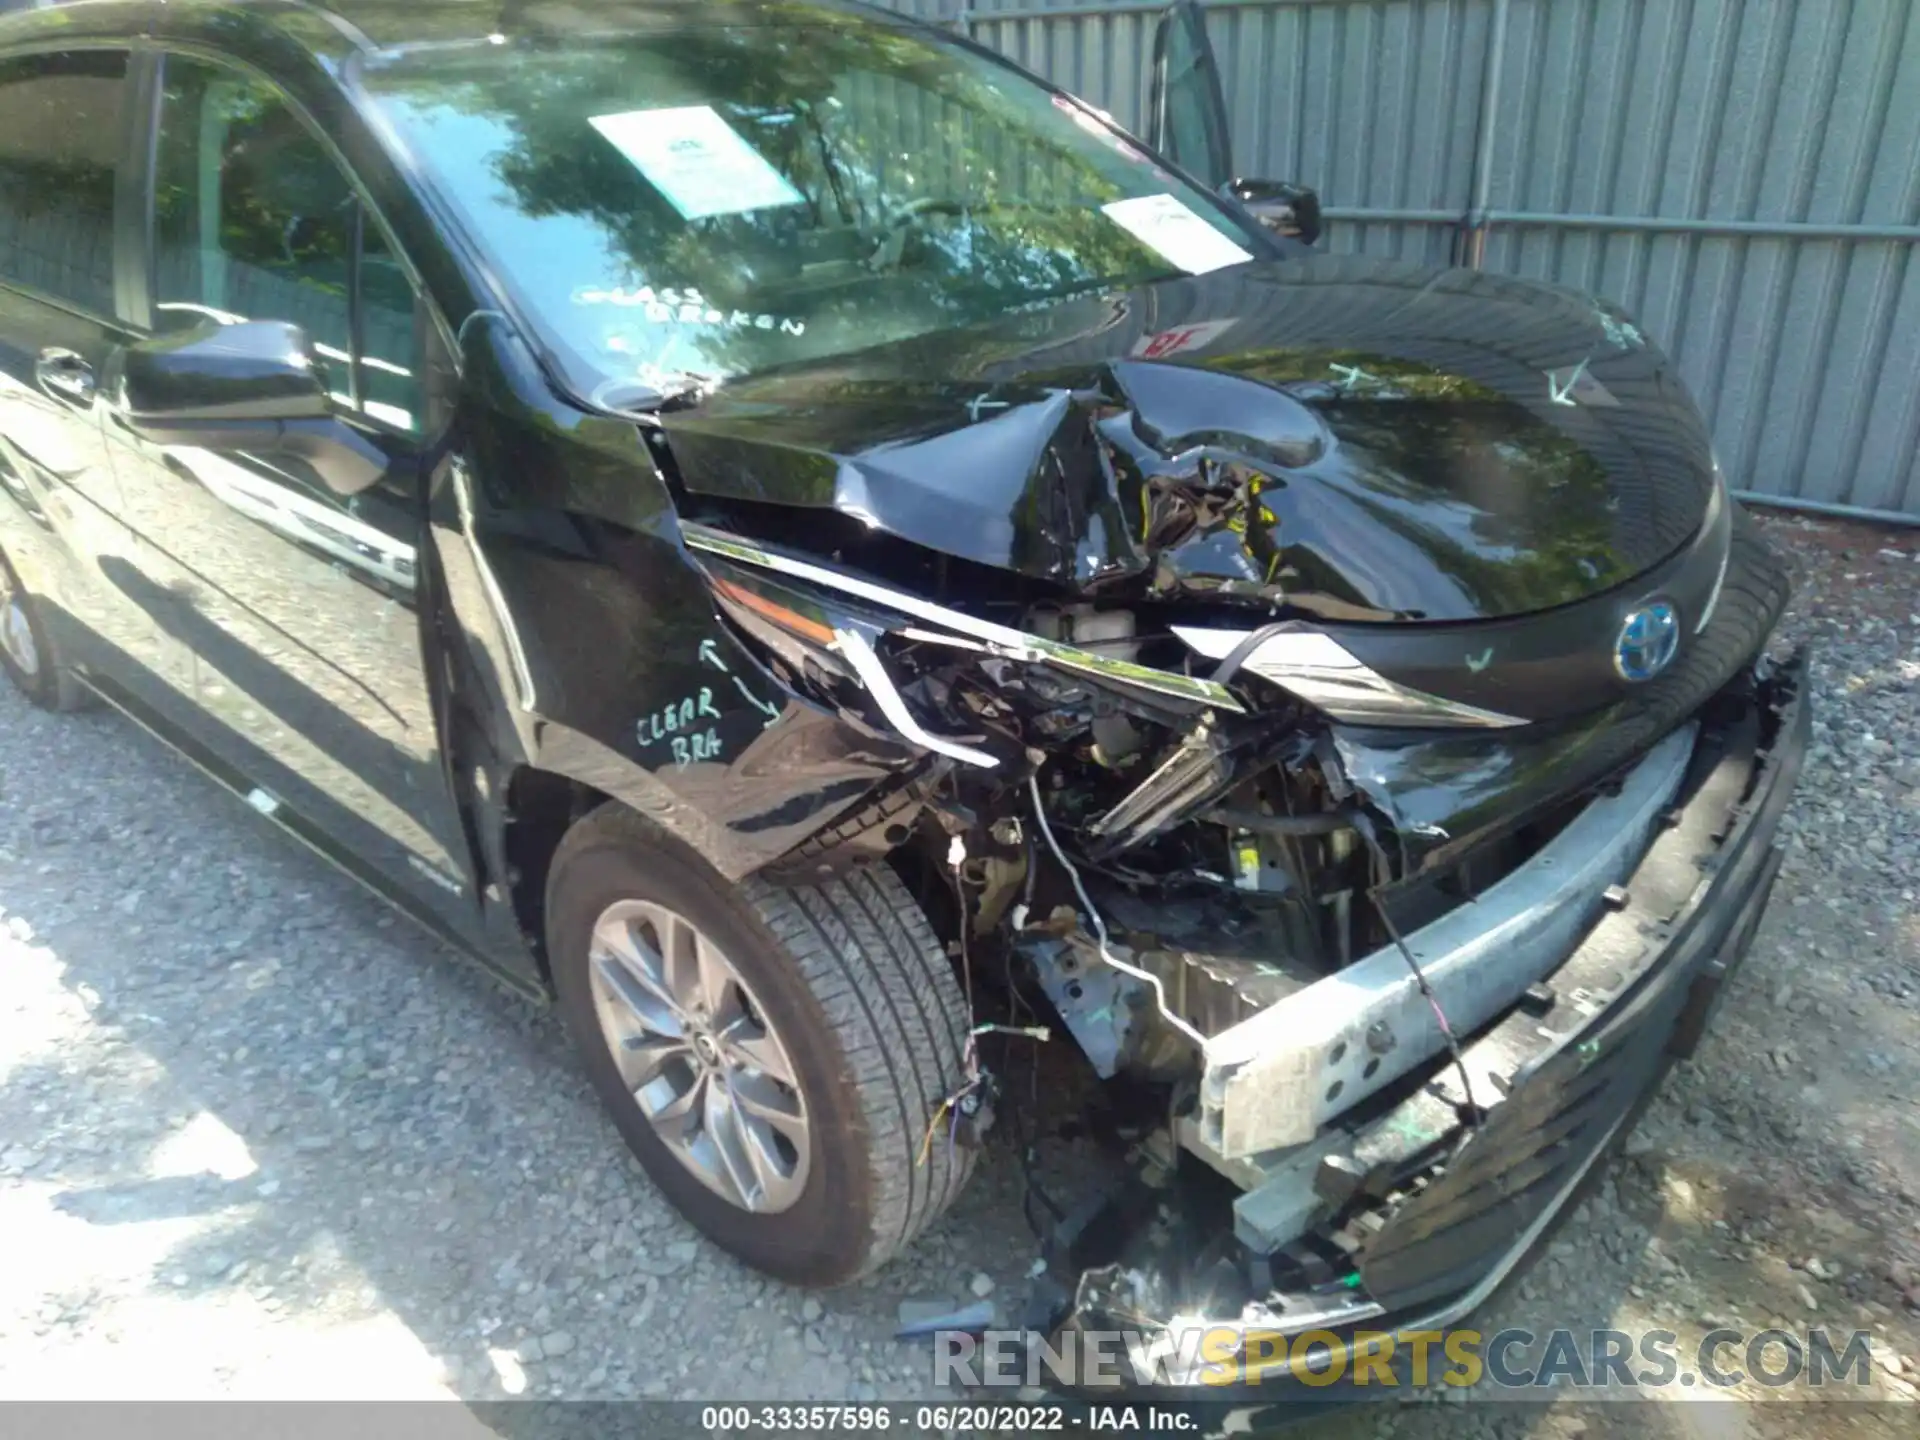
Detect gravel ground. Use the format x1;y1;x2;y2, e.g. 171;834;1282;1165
0;513;1915;1434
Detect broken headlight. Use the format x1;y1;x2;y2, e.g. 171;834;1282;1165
684;523;1245;769
1170;625;1526;729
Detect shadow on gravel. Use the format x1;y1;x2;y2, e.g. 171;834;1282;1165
51;1173;264;1226
0;688;1044;1410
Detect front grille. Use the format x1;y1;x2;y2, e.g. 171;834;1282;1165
1349;668;1798;1312
1353;513;1788;884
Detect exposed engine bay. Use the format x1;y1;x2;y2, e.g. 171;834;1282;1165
638;259;1805;1376
670;485;1794;1365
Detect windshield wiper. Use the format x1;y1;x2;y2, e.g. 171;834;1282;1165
793;100;855;227
588;370;723;416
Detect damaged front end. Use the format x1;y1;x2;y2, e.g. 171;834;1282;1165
656;261;1810;1391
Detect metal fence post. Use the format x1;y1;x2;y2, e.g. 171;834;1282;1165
1453;0;1509;270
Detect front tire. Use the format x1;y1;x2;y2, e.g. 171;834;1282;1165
546;803;975;1285
0;551;91;712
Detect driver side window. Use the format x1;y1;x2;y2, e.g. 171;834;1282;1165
151;57;421;433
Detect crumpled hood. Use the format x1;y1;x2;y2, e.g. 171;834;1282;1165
660;253;1717;622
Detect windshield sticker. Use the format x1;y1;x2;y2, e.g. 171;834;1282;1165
1101;194;1253;275
588;105;805;221
572;285;804;335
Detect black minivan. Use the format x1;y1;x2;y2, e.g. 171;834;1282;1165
0;0;1804;1381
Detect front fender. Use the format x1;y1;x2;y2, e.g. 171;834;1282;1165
430;324;924;881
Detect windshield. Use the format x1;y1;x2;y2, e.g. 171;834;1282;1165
360;10;1268;397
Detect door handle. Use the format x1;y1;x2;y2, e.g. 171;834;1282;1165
35;348;97;406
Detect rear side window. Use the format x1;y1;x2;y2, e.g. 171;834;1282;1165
152;56;421;432
0;50;128;315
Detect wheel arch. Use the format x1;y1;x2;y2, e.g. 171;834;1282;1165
497;743;779;985
498;761;612;984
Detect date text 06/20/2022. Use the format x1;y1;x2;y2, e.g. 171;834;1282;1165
699;1405;1196;1432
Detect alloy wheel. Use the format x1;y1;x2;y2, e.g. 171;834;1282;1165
587;899;811;1213
0;565;39;679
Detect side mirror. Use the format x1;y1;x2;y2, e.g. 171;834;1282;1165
121;318;330;423
1226;179;1322;247
115;320;389;496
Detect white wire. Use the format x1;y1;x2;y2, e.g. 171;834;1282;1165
1026;774;1211;1052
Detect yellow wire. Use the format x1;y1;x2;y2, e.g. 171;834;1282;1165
916;1099;953;1168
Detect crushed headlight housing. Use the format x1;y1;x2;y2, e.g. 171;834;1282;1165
683;523;1248;772
1170;625;1527;729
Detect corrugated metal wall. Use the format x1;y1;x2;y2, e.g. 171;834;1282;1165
878;0;1920;521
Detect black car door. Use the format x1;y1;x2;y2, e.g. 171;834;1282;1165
1147;7;1323;247
0;47;171;692
1149;0;1234;191
103;51;482;928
